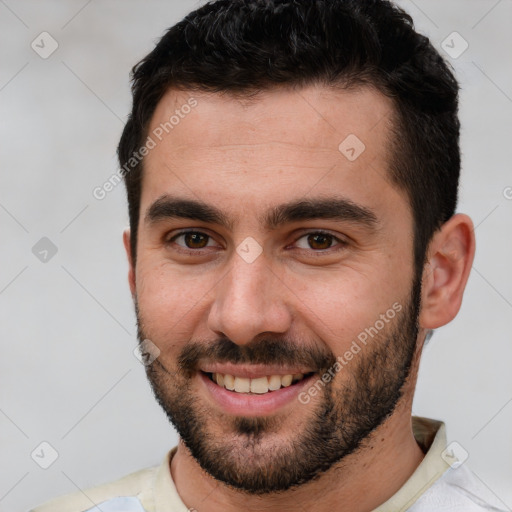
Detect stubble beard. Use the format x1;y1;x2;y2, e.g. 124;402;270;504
137;274;422;495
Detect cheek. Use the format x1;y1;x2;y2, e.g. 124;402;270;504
135;261;212;344
289;265;408;354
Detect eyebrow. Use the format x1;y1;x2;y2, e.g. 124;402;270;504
145;194;379;232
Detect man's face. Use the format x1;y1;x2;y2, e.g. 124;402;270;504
130;85;421;493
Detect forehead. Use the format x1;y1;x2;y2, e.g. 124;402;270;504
149;84;394;152
141;84;403;228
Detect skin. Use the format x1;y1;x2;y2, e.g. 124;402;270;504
123;84;475;512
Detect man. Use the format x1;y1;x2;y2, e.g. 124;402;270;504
30;0;505;511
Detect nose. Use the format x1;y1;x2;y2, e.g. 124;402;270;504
207;250;292;346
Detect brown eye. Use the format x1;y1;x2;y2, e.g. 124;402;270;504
307;233;333;250
169;231;214;250
183;232;209;248
295;231;341;251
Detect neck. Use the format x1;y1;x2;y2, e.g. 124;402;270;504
170;403;424;512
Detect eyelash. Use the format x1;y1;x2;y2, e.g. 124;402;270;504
165;229;348;256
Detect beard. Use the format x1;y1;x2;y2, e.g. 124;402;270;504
136;273;422;495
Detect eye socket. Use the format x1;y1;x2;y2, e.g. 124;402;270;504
294;231;346;252
167;230;219;251
165;229;347;255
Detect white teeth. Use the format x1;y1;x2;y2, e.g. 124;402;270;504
211;372;307;394
250;376;269;394
281;374;293;387
223;374;235;391
234;376;250;393
268;375;282;391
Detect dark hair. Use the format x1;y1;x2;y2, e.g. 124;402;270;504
118;0;460;274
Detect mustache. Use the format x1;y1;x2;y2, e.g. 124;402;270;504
177;336;337;373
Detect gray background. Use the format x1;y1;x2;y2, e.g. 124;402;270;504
0;1;511;510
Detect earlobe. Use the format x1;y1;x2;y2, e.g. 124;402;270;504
419;214;476;330
123;228;136;298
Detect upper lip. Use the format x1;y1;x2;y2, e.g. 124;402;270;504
199;363;314;379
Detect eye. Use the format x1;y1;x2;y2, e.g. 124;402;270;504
167;230;219;252
165;229;347;256
294;231;347;252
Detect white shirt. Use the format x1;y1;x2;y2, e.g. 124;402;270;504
29;416;507;512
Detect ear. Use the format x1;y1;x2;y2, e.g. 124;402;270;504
419;213;476;329
123;228;136;298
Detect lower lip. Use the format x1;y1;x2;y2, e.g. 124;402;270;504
199;372;316;416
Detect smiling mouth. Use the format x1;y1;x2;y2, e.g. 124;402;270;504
203;371;315;394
